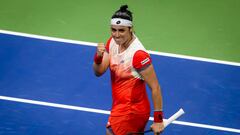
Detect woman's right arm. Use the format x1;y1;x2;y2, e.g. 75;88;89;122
93;43;110;76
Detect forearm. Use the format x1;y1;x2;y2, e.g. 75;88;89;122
151;85;163;111
93;63;107;76
150;83;164;133
93;51;109;76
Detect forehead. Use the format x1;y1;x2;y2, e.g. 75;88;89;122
111;25;129;30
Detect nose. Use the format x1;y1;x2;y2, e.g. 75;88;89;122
114;31;120;38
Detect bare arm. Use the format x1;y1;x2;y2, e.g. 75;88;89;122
93;43;110;76
139;64;163;112
139;64;164;134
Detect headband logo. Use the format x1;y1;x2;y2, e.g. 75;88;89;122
116;21;121;24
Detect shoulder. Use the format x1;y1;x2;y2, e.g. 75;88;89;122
132;50;152;71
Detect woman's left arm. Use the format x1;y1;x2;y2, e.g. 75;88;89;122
139;64;164;134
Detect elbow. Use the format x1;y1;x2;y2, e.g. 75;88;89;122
93;63;108;77
95;73;102;77
94;71;103;77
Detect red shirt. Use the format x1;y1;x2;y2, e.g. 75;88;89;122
106;36;152;116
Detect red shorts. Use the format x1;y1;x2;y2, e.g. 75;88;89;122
106;113;150;135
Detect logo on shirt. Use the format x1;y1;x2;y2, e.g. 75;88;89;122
141;58;150;65
120;60;124;63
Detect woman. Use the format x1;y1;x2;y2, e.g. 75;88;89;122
93;5;164;135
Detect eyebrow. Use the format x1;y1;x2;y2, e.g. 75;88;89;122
111;27;125;31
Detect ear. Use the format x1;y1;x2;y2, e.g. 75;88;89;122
129;27;133;33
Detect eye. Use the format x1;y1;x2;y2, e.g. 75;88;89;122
111;28;117;32
119;29;125;32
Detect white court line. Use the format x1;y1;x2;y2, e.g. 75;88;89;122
0;95;240;133
1;29;240;67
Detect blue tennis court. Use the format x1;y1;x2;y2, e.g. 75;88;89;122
0;31;240;135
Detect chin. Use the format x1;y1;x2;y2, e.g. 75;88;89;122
115;40;122;45
116;42;122;45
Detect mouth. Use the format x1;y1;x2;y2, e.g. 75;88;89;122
114;38;122;43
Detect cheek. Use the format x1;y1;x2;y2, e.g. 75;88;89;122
111;32;115;36
121;32;128;37
122;32;130;39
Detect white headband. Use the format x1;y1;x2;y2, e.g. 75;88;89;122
111;18;132;27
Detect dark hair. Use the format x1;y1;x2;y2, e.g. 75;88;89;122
111;5;133;21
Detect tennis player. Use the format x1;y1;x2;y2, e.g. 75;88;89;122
93;5;164;135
